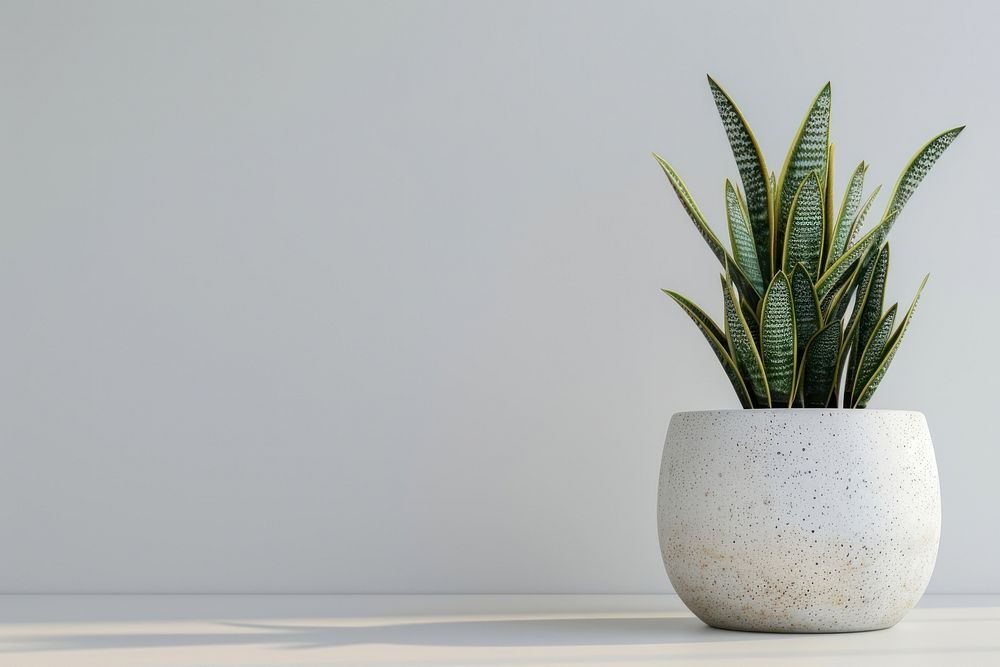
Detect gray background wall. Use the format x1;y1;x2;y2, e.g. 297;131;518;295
0;0;995;593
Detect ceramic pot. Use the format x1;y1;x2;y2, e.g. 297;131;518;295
657;409;940;633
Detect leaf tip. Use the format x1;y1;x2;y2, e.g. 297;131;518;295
651;152;670;169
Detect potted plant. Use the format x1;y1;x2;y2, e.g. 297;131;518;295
656;76;961;633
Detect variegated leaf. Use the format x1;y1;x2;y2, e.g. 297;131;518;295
791;357;806;407
722;256;761;311
845;185;882;250
841;248;879;402
824;144;835;255
662;289;753;408
653;154;727;261
844;244;889;405
803;321;842;407
848;245;890;399
853;274;930;408
819;277;842;316
740;297;760;349
880;127;964;235
852;304;898;401
816;208;898;299
783;172;825;278
828;278;856;323
722;273;770;407
828;161;867;268
828;245;879;404
790;263;820;360
761;272;795;406
709;76;773;276
827;325;857;408
843;243;880;328
726;180;765;293
821;260;862;333
775;83;831;254
654;153;762;308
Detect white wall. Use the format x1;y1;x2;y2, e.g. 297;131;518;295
0;0;996;593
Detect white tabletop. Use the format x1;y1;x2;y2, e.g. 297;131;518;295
1;594;997;666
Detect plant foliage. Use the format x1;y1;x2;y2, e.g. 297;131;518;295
658;77;961;408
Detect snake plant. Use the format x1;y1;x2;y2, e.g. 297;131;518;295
658;77;962;408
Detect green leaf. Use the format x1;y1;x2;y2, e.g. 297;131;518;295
722;273;770;407
725;256;762;311
815;208;898;299
880;127;964;234
653;153;727;262
825;273;857;323
825;333;850;407
653;153;762;309
791;356;806;407
775;83;832;255
740;297;760;349
852;304;898;403
802;321;842;407
782;172;825;278
761;272;796;406
819;276;842;316
789;263;820;360
847;244;879;320
662;289;753;408
793;373;806;407
824;144;835;257
855;247;890;366
853;274;930;408
828;246;878;405
844;185;882;251
708;76;774;276
857;128;962;257
827;161;867;268
726;180;765;293
843;244;889;404
844;253;875;340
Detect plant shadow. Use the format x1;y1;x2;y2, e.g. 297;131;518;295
10;615;783;652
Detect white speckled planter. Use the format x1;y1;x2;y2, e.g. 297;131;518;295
658;409;940;633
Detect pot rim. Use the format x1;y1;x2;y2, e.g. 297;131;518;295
672;408;925;417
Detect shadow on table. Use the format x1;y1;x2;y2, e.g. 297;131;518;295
8;615;779;652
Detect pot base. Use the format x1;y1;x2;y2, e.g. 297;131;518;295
705;620;896;634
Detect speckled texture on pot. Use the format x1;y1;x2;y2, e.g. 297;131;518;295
658;409;940;633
